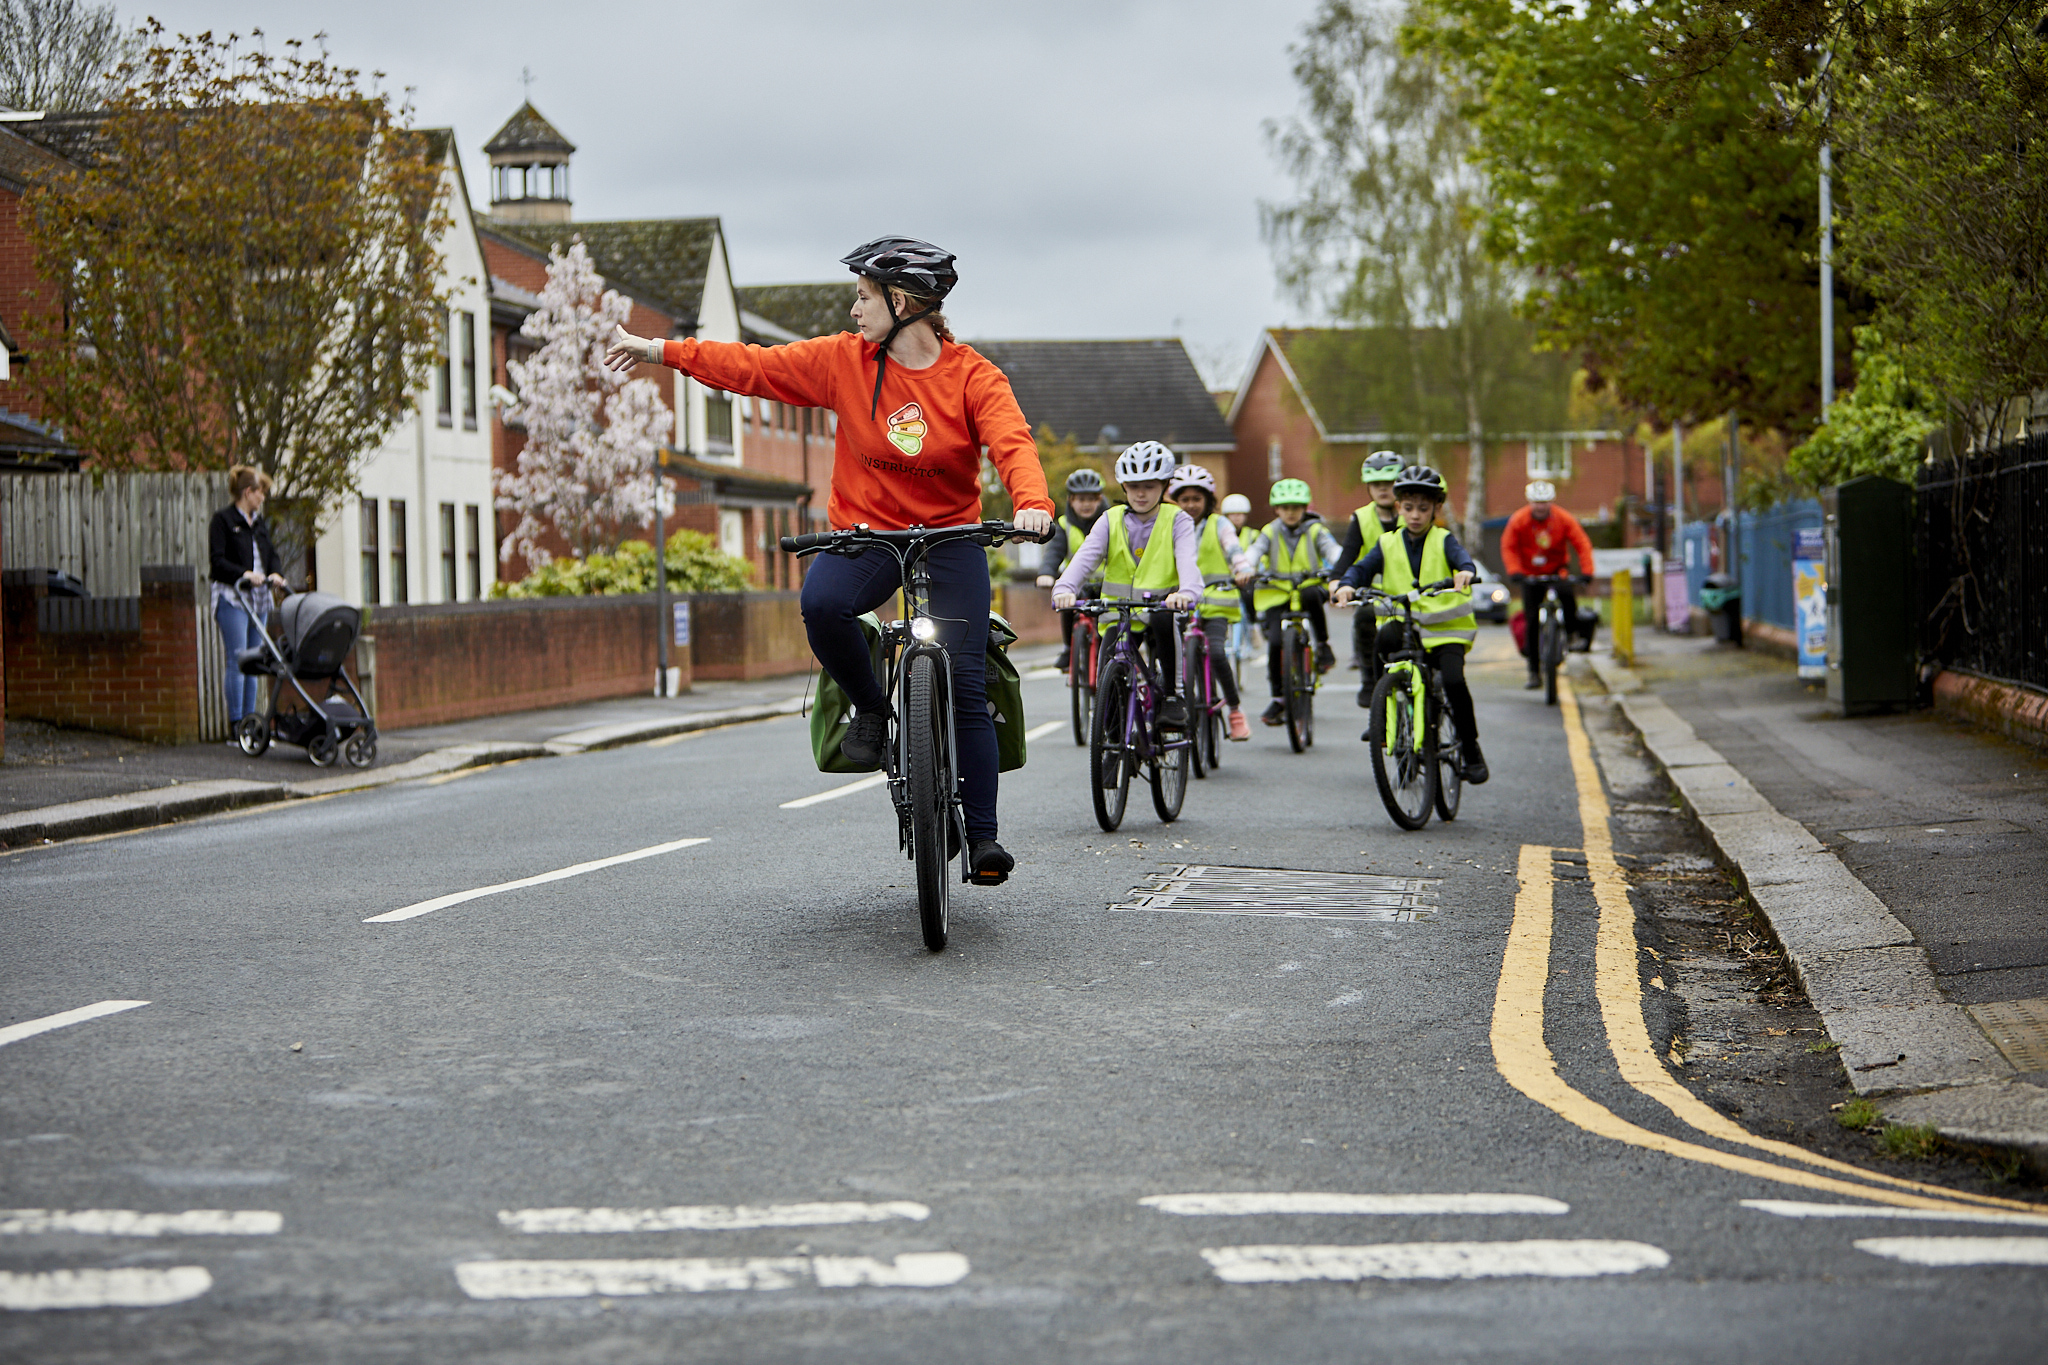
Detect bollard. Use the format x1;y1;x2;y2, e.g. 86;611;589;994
1611;569;1634;666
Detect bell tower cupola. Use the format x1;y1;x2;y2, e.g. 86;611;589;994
485;101;575;225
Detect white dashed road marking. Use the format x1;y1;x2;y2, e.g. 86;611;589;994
365;838;710;922
780;774;888;809
0;1001;149;1050
0;1210;280;1237
1022;720;1063;741
1201;1239;1670;1283
455;1253;970;1299
498;1201;929;1234
1144;1193;1569;1218
1743;1200;2048;1229
1854;1237;2048;1267
0;1266;213;1311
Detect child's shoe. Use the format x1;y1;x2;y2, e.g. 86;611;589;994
1227;708;1250;741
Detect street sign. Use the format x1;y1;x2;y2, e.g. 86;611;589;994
672;600;691;648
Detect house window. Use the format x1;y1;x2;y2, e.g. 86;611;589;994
719;508;745;560
705;392;733;451
435;311;452;427
460;312;478;430
465;504;482;600
389;499;409;604
440;503;457;601
1527;440;1573;482
360;498;380;605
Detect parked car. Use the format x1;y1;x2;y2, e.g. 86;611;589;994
1472;565;1512;623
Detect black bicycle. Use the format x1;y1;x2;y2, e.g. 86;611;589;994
1522;572;1581;706
782;520;1051;951
1363;578;1465;831
1253;572;1323;752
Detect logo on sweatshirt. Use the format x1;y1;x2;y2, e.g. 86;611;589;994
886;402;927;457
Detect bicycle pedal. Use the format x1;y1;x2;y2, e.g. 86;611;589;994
968;868;1010;886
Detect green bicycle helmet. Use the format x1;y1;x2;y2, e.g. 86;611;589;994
1360;450;1403;483
1269;477;1312;506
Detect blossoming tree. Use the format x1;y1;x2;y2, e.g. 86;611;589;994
495;241;672;566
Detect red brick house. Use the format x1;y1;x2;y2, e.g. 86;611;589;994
0;122;78;463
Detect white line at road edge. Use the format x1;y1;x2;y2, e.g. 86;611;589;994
780;773;887;809
1854;1236;2048;1267
1145;1193;1569;1218
0;1210;280;1237
365;838;710;922
1744;1200;2048;1229
0;1267;212;1311
1201;1240;1669;1283
0;1000;149;1050
454;1253;970;1299
499;1201;929;1234
1023;720;1063;741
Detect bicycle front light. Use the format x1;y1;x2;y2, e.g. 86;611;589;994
911;617;939;642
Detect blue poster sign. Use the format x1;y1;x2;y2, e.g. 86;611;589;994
672;600;691;648
1792;527;1826;679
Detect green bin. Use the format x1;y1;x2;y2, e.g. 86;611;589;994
1822;476;1915;714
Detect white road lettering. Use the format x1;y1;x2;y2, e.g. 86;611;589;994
0;1000;149;1050
1854;1236;2048;1267
1201;1239;1669;1283
780;773;887;809
1144;1193;1569;1217
498;1200;929;1234
454;1252;969;1299
0;1209;280;1237
0;1266;212;1311
364;838;710;922
1744;1200;2048;1229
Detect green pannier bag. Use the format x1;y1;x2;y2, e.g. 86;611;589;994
809;611;1029;775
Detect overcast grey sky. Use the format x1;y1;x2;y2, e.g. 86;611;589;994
130;0;1326;387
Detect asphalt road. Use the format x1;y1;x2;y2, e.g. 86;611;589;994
4;629;2045;1363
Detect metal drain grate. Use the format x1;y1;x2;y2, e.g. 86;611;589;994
1968;998;2048;1072
1113;865;1440;922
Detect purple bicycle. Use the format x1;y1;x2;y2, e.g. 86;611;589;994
1076;594;1194;830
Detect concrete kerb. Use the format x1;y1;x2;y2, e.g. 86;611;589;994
0;696;811;850
1584;652;2048;1168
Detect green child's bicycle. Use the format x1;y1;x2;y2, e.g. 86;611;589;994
1362;578;1464;831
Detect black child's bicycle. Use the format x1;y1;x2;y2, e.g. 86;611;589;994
1253;572;1323;752
1362;578;1466;831
781;520;1050;952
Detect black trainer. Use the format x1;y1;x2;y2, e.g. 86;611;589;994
1357;681;1373;708
1315;642;1337;673
840;708;890;770
1155;695;1190;729
1261;700;1285;726
1523;670;1541;690
1462;741;1490;785
969;839;1014;885
1055;647;1071;672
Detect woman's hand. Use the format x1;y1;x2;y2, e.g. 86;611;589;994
241;569;264;586
1332;584;1356;607
604;324;661;373
266;573;288;590
1013;507;1054;537
1051;589;1077;610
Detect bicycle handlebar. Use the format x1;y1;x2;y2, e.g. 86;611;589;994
780;520;1054;556
1362;577;1460;604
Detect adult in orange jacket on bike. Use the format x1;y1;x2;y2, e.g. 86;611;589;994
606;237;1053;883
1499;481;1596;690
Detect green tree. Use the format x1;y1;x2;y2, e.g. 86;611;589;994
1419;0;1838;431
1786;327;1937;489
24;24;449;518
1263;0;1529;538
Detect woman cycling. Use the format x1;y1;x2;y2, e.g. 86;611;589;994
605;237;1053;883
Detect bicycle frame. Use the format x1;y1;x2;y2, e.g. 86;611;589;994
1078;594;1194;769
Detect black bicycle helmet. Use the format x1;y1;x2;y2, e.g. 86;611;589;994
842;236;960;418
1393;464;1448;501
1065;469;1104;495
1360;449;1404;483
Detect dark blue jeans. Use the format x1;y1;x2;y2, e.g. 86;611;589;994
799;540;998;841
214;594;266;723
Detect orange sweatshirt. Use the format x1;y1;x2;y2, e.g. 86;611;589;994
659;334;1052;531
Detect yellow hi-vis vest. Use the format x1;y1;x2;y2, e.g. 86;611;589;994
1353;505;1400;584
1101;504;1187;603
1253;517;1327;614
1058;513;1100;582
1376;524;1477;650
1194;516;1240;621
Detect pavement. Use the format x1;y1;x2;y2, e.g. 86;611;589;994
1590;629;2048;1171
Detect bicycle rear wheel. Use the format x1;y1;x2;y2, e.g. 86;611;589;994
1298;632;1317;749
1540;613;1561;706
1090;657;1133;832
1282;623;1308;753
1432;688;1462;822
1368;667;1434;830
1151;725;1189;822
1184;631;1210;779
1070;625;1094;746
904;652;951;950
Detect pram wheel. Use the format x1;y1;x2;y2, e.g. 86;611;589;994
307;728;339;767
344;731;377;769
235;714;270;757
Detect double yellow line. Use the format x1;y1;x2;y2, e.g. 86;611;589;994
1490;676;2038;1214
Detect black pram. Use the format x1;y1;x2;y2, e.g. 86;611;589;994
233;585;378;768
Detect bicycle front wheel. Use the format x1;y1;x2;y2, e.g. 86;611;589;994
904;652;951;951
1368;667;1434;830
1282;624;1308;753
1540;613;1562;706
1433;687;1462;822
1151;723;1190;822
1184;630;1210;779
1070;626;1094;746
1090;657;1133;832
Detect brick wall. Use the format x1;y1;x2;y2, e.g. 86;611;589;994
362;593;679;730
687;592;809;681
2;566;203;743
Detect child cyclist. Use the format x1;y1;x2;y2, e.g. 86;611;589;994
1324;450;1406;703
1050;441;1201;726
1220;493;1259;661
1241;478;1341;727
1331;465;1489;784
1034;468;1107;673
1166;464;1255;741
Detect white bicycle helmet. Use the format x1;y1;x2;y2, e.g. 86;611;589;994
1526;480;1557;503
1219;493;1252;515
1167;464;1216;497
1114;441;1176;484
